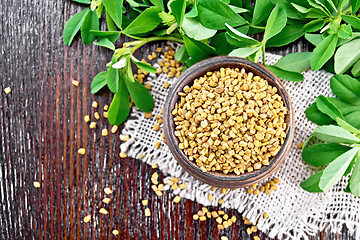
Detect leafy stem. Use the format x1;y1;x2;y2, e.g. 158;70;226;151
262;44;266;65
246;21;266;30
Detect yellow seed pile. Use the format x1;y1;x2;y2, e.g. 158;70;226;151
246;177;281;195
172;67;287;175
192;207;237;230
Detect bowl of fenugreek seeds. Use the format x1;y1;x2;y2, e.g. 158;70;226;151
163;56;295;188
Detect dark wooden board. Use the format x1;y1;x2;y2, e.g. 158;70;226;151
0;0;353;239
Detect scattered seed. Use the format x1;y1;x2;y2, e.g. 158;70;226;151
231;216;237;223
104;105;109;111
102;198;111;204
156;47;162;53
251;225;257;232
33;181;41;188
84;115;90;123
92;101;98;108
102;129;108;136
94;112;100;120
4;87;11;94
152;52;157;58
72;80;79;86
173;195;181;203
216;217;223;224
263;212;269;218
199;216;206;221
253;236;260;240
145;208;151;216
218;210;225;215
83;215;91;223
155;142;161;149
211;186;217;191
223;214;229;220
270;185;277;191
193;214;199;220
120;152;127;158
221;236;229;240
104;187;112;194
111;125;119;133
78;148;86;155
89;122;96;129
171;183;178;191
142;200;148;206
155;191;163;197
144;112;152;118
163;82;169;89
246;227;252;235
297;142;304;149
103;112;108;118
112;229;119;236
138;153;146;159
247;188;254;194
153;125;160;131
217;224;224;230
99;208;108;215
145;83;152;90
273;178;281;184
120;135;130;141
218;199;224;204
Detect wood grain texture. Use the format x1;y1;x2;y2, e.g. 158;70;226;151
0;0;353;239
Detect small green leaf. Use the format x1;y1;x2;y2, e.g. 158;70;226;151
225;23;259;45
182;17;217;41
345;111;360;129
81;10;100;45
302;143;351;166
72;0;91;4
174;45;189;63
182;34;215;62
266;23;305;47
252;0;274;25
315;95;344;121
63;8;90;45
94;38;115;50
170;0;186;27
91;71;108;94
351;0;360;14
334;38;360;74
274;52;312;72
319;147;359;192
300;170;324;193
305;102;334;125
197;0;246;30
123;7;161;35
291;3;310;14
313;125;360;144
330;74;360;104
107;65;120;93
105;10;121;42
228;46;261;58
341;15;360;30
263;5;287;42
124;75;154;112
310;34;338;70
349;151;360;196
90;30;121;37
336;117;360;134
351;59;360;77
130;56;157;73
149;0;165;11
102;0;124;29
266;65;304;82
305;33;323;46
108;78;130;125
304;19;325;33
338;24;353;39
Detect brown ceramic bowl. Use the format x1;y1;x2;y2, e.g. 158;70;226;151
163;56;295;188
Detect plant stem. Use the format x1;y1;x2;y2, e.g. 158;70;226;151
262;45;266;65
247;22;266;30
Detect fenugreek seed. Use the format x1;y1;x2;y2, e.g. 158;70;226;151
246;188;254;194
99;208;108;215
231;216;237;223
103;112;108;118
4;87;11;94
104;187;112;194
208;194;213;201
198;211;205;216
221;236;229;240
297;142;304;149
212;211;219;218
223;221;229;228
145;83;151;90
218;210;225;215
270;185;277;191
265;189;271;195
253;190;259;195
120;135;130;141
147;55;153;61
193;214;199;220
166;180;174;185
164;82;169;89
84;115;90;122
144;112;152;118
33;181;41;188
179;183;186;189
152;52;157;58
103;104;109;111
251;225;257;232
246;227;252;235
253;236;260;240
155;190;163;196
89;122;96;129
138;153;146;159
152;163;157;169
173;195;181;203
102;129;108;136
112;230;119;236
78;148;86;155
263;212;269;218
199;216;206;221
221;188;227;194
155;142;161;149
158;184;164;191
156;47;162;53
145;208;151;216
120;152;127;158
72;80;79;86
111;125;118;133
202;207;208;213
92;101;98;108
211;186;217;191
223;214;229;220
172;183;178;191
273;178;281;184
218;199;224;204
153;124;160;131
217;224;224;230
83;215;91;223
259;186;265;192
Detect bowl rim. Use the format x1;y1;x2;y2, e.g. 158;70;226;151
163;56;295;186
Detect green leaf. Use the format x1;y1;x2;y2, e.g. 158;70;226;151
329;97;360;116
72;0;91;4
345;111;360;129
130;56;157;73
182;34;215;62
305;102;334;125
351;59;360;77
313;125;360;144
274;52;312;72
170;0;186;27
334;38;360;74
349;151;360;196
107;63;120;93
266;23;305;47
229;5;248;13
336;117;360;134
291;3;310;14
228;46;261;58
310;34;338;70
308;0;332;17
351;0;360;14
81;10;100;45
305;33;323;46
302;143;351;166
91;71;108;94
182;17;217;41
225;23;259;45
94;38;116;50
266;65;304;82
330;74;360;104
344;155;355;176
174;45;189;63
338;24;353;39
123;7;161;35
149;0;164;11
105;10;121;42
63;8;90;45
197;0;246;30
108;78;130;125
210;32;236;55
304;19;326;32
102;0;124;29
315;95;344;121
342;15;360;30
252;0;274;25
300;170;324;193
263;5;287;42
319;147;359;192
124;75;154;112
